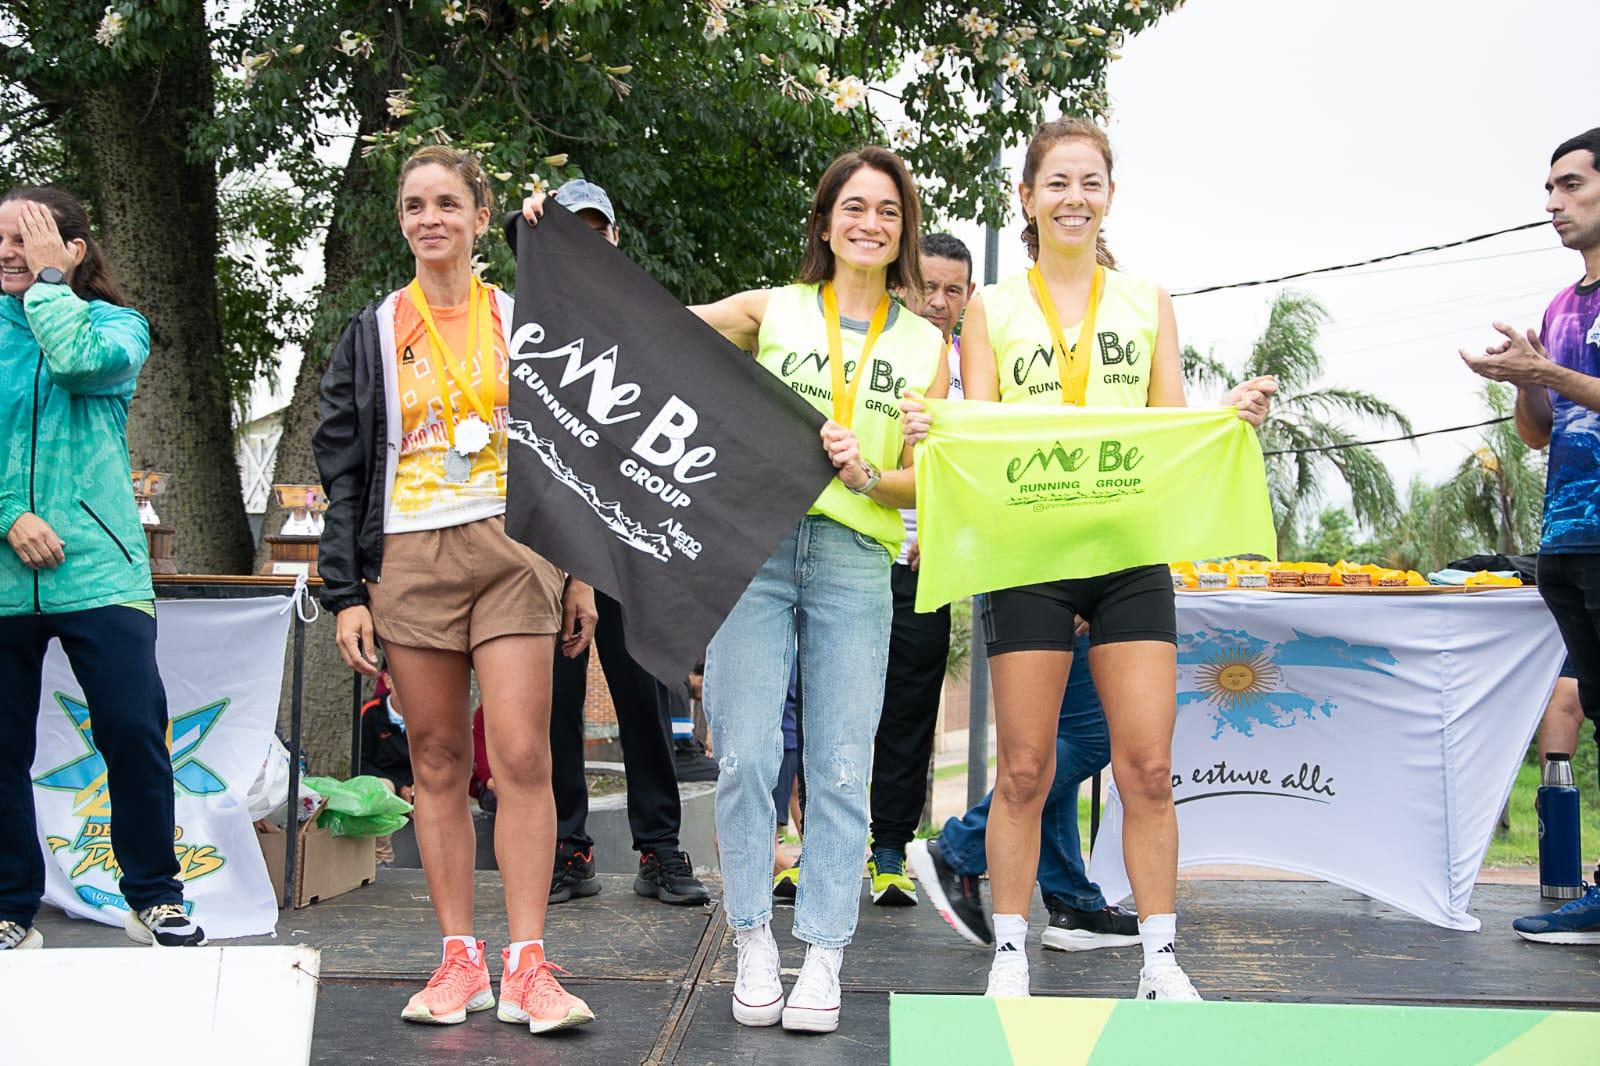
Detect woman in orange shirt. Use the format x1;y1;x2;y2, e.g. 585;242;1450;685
315;145;597;1035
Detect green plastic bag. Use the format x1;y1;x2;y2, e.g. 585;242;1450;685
302;775;414;838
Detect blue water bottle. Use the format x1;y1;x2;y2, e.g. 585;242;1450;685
1538;753;1582;900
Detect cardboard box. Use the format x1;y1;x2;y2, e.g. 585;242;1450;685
256;802;376;908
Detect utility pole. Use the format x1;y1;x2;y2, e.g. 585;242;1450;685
966;116;1003;811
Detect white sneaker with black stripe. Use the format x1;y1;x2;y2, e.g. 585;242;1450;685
125;903;207;947
0;919;41;950
1136;963;1201;1001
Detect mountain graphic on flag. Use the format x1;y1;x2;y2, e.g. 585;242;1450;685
1177;627;1397;740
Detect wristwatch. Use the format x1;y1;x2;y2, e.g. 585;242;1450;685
848;460;881;496
32;267;66;287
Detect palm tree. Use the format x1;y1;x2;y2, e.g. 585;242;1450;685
1366;476;1471;572
1185;291;1413;557
1436;384;1546;555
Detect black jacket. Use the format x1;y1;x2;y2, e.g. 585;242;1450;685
359;696;414;789
314;303;389;615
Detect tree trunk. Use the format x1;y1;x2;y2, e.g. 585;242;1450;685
260;75;400;772
78;12;252;575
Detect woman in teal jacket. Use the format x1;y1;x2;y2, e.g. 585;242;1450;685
0;186;205;950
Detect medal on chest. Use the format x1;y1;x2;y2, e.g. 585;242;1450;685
445;414;493;482
406;277;500;484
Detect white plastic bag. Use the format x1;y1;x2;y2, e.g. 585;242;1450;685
246;735;322;825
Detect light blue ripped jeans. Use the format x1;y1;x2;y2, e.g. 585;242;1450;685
704;514;892;948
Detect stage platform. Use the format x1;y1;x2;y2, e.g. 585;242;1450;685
30;871;1597;1064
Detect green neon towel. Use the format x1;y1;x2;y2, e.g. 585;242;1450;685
912;400;1275;612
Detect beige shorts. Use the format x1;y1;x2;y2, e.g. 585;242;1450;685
368;515;565;654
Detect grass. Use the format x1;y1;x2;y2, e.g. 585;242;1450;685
933;755;994;783
1485;718;1600;867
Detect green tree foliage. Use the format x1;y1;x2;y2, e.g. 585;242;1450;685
1296;507;1364;567
215;1;1184;341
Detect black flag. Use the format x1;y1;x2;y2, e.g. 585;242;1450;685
502;206;835;686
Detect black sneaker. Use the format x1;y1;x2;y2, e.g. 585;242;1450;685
549;841;602;904
906;838;991;946
124;903;207;946
634;848;710;906
1041;898;1141;952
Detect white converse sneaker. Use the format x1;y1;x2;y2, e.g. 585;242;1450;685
731;923;784;1026
984;949;1031;997
781;944;843;1033
1136;964;1202;1001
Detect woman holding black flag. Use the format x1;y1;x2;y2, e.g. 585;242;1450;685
519;145;946;1033
688;146;947;1033
904;119;1274;1001
315;145;597;1035
0;187;206;950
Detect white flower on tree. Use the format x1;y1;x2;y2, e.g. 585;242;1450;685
95;6;126;47
830;75;865;114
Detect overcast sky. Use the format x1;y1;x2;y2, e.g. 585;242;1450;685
948;0;1600;516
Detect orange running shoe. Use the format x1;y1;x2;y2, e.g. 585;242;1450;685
497;943;596;1034
401;938;496;1024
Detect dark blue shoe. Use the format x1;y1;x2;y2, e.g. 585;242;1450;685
1512;882;1600;944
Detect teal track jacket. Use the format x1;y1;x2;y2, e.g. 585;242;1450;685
0;283;153;615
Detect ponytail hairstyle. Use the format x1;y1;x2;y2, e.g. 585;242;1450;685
395;144;496;220
1;186;128;306
1018;118;1117;269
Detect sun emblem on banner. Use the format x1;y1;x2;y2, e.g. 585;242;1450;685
1195;652;1280;709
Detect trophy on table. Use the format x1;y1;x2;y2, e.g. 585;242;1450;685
261;484;328;578
130;469;176;575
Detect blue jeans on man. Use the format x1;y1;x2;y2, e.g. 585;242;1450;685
936;634;1109;910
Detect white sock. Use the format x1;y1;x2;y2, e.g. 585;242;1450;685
443;934;480;965
1139;913;1177;970
506;939;544;972
993;913;1028;959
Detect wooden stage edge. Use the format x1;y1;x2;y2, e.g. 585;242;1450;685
28;873;1599;1065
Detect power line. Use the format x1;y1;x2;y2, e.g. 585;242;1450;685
1172;221;1549;297
1262;416;1512;457
1310;244;1561;281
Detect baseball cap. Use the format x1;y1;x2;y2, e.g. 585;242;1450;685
554;178;615;227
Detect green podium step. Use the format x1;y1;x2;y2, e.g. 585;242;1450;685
889;994;1597;1065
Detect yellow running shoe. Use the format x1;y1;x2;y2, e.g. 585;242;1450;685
772;865;799;903
498;943;596;1034
401;938;495;1024
869;847;918;907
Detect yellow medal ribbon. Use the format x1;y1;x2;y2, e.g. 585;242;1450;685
405;276;499;451
1027;264;1104;407
821;281;891;429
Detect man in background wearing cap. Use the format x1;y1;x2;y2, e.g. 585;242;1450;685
539;179;712;909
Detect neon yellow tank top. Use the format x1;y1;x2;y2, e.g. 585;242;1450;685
984;268;1160;408
756;282;944;553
